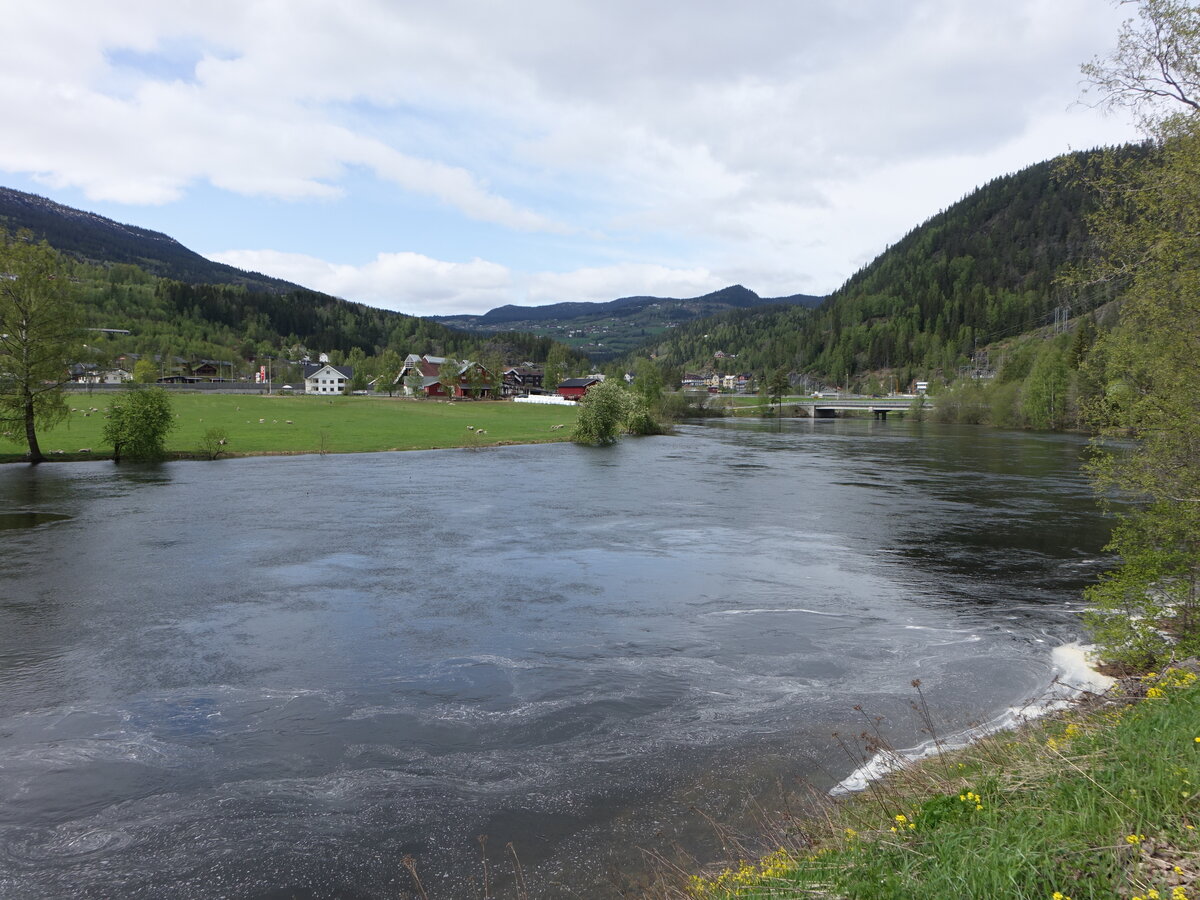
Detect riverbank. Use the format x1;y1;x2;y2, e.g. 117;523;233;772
0;393;578;462
683;662;1200;900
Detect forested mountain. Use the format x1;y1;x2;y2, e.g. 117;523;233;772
0;186;582;370
84;268;566;365
0;187;300;292
432;284;823;361
635;145;1147;384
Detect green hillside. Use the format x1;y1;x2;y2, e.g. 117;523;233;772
73;264;579;376
0;187;585;373
634;145;1147;385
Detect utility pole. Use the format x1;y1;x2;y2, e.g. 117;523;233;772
1054;303;1071;335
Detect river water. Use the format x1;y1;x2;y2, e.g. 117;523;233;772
0;419;1112;898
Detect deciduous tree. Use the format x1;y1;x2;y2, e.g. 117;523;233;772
375;349;403;396
572;379;631;446
438;359;461;398
103;387;176;463
1079;0;1200;664
0;233;82;463
133;358;158;383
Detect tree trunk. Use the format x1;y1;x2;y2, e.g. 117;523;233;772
23;391;43;464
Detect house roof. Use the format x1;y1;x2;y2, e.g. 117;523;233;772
559;377;602;388
303;364;353;378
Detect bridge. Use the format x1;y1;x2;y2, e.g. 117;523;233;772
799;397;924;420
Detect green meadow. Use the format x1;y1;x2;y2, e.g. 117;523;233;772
3;392;578;462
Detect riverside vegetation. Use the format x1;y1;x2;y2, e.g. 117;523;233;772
672;3;1200;896
678;666;1199;900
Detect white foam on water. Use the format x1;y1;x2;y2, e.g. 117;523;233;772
832;642;1114;795
707;607;850;618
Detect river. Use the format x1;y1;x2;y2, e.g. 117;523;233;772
0;418;1113;898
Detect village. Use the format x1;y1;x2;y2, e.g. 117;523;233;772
65;350;763;401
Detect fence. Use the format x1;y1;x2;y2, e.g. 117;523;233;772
512;395;576;406
65;382;272;394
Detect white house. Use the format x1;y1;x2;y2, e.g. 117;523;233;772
304;364;353;394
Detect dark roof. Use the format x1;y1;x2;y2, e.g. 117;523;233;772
559;377;602;388
303;364;354;378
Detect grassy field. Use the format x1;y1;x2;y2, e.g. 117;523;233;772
684;667;1200;900
1;392;579;462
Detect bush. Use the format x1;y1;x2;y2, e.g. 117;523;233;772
102;387;176;462
196;427;229;460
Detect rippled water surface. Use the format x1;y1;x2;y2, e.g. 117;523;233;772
0;419;1112;897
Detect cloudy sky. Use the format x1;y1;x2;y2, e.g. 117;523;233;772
0;1;1141;316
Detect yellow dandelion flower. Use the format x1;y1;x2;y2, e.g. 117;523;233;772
1126;833;1146;844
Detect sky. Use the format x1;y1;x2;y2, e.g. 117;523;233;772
0;1;1143;317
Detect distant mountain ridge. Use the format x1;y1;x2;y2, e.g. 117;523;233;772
0;186;302;293
433;284;821;327
431;284;824;359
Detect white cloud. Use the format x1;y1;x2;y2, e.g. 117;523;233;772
209;248;728;316
211;249;513;314
0;1;1146;306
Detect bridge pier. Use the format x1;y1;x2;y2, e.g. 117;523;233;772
873;409;888;420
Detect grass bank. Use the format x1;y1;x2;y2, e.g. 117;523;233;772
1;393;578;462
683;666;1200;900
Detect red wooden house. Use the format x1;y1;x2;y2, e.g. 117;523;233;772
556;376;603;400
397;355;495;398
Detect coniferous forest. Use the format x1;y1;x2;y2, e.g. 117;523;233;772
631;146;1146;391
